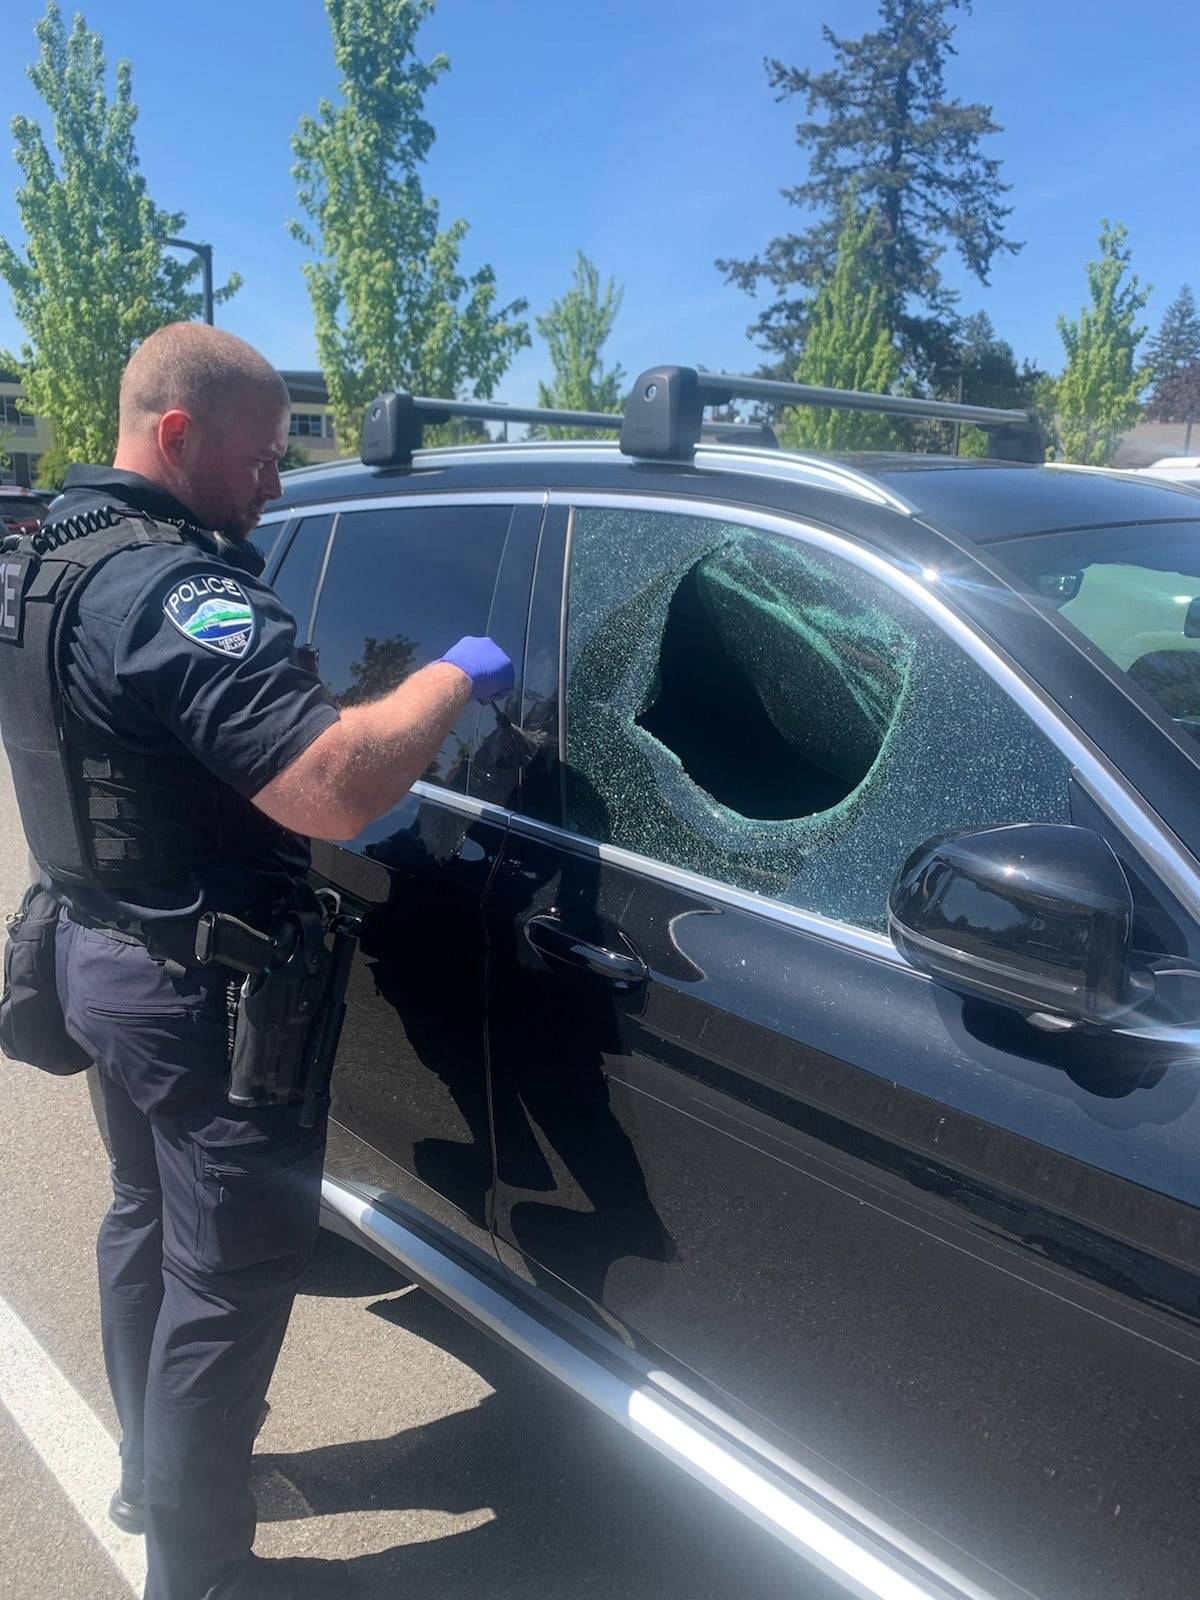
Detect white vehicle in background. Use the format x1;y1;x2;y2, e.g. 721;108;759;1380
1136;455;1200;489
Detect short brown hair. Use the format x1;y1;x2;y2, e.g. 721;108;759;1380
118;322;288;437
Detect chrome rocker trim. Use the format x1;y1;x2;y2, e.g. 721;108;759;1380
321;1175;1008;1600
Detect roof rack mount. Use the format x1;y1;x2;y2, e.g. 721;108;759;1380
618;366;1047;466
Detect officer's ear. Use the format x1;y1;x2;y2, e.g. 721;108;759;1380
158;408;194;468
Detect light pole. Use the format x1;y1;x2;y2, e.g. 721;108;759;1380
160;236;214;326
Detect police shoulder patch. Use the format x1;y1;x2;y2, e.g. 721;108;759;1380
163;571;256;659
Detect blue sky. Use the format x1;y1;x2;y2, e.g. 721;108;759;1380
1;0;1197;408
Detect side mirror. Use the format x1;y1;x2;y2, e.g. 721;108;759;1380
888;824;1145;1028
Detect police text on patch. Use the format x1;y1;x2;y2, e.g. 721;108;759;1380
163;573;256;659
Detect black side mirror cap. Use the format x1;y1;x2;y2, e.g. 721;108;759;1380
888;823;1142;1027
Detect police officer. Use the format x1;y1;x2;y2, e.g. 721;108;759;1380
0;322;513;1600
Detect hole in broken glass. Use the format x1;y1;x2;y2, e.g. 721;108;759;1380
635;546;904;822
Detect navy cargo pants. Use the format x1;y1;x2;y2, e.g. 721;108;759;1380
56;914;327;1600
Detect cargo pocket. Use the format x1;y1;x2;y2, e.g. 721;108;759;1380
196;1128;326;1279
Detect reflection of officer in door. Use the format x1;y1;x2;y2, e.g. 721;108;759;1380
0;321;512;1600
482;708;677;1307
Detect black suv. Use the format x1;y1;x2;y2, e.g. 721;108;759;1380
257;370;1200;1600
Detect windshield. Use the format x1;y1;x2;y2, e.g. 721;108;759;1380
991;522;1200;737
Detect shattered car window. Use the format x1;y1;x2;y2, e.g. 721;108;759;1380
564;506;1074;930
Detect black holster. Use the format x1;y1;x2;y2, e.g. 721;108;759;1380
195;894;360;1128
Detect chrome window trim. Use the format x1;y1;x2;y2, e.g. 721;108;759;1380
544;491;1200;929
276;442;915;512
276;489;549;517
411;780;508;826
409;779;904;963
693;447;916;512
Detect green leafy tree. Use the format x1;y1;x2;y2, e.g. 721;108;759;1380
528;252;625;440
0;3;240;469
1054;222;1150;466
291;0;530;449
1145;285;1200;391
718;0;1019;382
777;201;900;452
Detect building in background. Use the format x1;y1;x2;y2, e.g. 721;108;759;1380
1112;421;1198;468
0;369;52;486
0;369;345;486
278;370;343;463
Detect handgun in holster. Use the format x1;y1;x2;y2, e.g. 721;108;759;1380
194;890;361;1128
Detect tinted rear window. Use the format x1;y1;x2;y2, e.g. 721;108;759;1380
311;503;511;790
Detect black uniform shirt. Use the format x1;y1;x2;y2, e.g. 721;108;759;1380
50;467;340;961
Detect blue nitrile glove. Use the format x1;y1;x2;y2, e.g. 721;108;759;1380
439;636;515;704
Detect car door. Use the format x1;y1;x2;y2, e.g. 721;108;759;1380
303;493;540;1256
483;494;1200;1600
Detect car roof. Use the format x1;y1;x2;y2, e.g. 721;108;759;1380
851;457;1200;540
271;441;1200;546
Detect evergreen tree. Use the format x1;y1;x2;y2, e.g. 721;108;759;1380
529;252;625;440
777;201;900;452
291;0;530;448
717;0;1019;381
952;311;1047;456
1144;361;1200;451
1054;222;1150;466
1146;286;1200;390
0;3;239;476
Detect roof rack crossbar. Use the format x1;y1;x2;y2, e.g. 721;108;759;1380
692;370;1028;427
361;391;624;466
618;365;1047;466
414;395;623;430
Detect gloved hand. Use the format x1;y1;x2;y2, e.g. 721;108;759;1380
439;636;515;704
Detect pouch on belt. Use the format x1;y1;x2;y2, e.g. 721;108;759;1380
0;885;92;1075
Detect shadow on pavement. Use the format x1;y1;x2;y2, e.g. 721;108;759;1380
294;1227;408;1299
263;1232;834;1600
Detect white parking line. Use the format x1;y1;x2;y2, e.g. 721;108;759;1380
0;1294;145;1595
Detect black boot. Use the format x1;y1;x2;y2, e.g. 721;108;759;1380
108;1485;145;1536
109;1402;272;1537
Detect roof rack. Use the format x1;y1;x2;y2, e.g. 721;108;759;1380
359;366;1044;469
360;391;778;467
619;366;1047;465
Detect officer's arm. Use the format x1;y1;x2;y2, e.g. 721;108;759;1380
251;637;511;840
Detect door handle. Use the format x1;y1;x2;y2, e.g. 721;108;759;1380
523;913;647;987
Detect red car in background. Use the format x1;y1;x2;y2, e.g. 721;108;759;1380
0;486;52;538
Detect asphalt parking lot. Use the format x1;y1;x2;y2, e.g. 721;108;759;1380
0;745;833;1600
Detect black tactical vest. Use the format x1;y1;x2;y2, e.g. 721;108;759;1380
0;504;288;890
